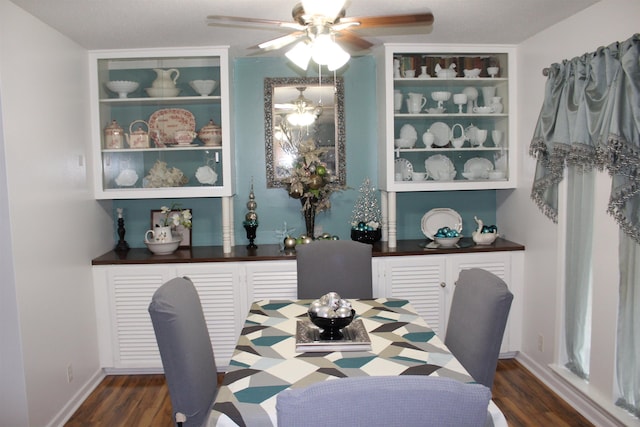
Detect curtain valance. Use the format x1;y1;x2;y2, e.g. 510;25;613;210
530;33;640;243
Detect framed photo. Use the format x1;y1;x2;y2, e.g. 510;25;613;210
150;209;192;248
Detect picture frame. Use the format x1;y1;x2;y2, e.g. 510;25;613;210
150;209;192;248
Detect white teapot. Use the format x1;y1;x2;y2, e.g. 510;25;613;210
125;120;149;149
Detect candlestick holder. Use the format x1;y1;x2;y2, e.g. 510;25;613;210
115;208;130;252
244;178;259;249
244;222;258;249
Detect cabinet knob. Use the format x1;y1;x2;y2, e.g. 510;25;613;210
440;282;446;288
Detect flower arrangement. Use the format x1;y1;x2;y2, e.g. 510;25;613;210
281;138;344;236
158;203;192;229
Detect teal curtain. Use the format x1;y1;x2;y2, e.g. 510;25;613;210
564;166;594;379
530;34;640;417
616;232;640;417
530;34;640;241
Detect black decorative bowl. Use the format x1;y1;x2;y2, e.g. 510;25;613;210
351;228;382;244
308;309;355;340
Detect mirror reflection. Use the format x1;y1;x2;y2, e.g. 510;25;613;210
265;77;345;188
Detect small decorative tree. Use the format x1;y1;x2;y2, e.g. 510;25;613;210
350;178;382;244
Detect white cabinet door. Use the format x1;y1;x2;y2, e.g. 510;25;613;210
244;260;298;305
381;255;450;336
104;265;174;370
447;252;520;356
175;264;243;369
96;263;242;371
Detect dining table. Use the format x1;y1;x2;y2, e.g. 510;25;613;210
209;298;507;427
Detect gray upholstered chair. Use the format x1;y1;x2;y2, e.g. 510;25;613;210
445;268;513;390
296;239;373;299
276;375;491;427
148;277;218;427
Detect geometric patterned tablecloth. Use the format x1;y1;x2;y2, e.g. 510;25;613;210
208;298;482;427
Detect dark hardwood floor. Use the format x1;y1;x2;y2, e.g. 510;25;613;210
65;359;594;426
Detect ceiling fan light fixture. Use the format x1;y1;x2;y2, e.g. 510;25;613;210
287;111;316;126
326;43;350;71
309;33;350;70
285;41;312;70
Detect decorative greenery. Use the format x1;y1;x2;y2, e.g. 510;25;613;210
281;138;344;214
158;203;192;229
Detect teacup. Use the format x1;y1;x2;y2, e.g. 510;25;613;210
404;70;416;78
411;172;427;181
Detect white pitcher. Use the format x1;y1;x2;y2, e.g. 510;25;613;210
151;68;180;89
406;92;427;114
145;226;173;243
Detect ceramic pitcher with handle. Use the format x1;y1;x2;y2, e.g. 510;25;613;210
151;68;180;89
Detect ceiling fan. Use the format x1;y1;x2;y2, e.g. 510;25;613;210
207;0;434;70
275;87;323;126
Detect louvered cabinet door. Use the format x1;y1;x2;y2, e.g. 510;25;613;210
107;266;174;369
381;255;449;336
175;264;243;369
245;260;298;305
447;252;516;356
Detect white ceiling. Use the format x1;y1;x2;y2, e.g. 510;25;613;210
9;0;599;54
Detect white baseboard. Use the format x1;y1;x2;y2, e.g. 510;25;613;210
48;368;105;427
516;352;638;427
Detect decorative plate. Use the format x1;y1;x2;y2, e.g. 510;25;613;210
464;157;494;179
195;165;218;185
399;124;418;142
394;158;414;181
114;169;138;187
425;154;455;180
421;208;463;240
148;108;196;146
428;122;451;147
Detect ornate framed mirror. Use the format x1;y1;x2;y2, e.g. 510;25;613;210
264;76;345;188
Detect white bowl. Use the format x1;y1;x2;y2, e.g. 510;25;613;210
189;79;218;96
145;87;181;98
431;91;451;103
106;80;139;98
145;238;181;255
463;68;481;78
434;235;462;247
488;171;506;179
473;106;494;114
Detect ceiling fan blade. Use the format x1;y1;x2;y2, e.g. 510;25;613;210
256;32;306;51
340;12;434;29
207;15;305;31
335;31;374;51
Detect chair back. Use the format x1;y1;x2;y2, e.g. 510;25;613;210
296;239;373;299
276;375;491;427
149;277;218;427
445;268;513;389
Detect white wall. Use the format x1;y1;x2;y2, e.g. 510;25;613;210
0;1;114;425
498;0;640;424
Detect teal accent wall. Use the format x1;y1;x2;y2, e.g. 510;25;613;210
114;56;496;248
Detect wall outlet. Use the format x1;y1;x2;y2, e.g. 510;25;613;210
66;364;73;383
537;334;544;352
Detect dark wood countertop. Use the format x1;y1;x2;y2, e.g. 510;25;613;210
92;238;524;265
